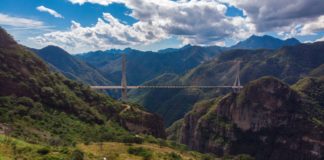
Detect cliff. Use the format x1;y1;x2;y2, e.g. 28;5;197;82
168;77;324;160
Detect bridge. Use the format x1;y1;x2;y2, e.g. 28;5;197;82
91;54;243;100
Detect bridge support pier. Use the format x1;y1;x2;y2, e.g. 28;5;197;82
121;54;128;100
233;60;241;93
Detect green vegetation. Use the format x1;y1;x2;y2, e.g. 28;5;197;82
0;27;222;160
292;77;324;127
131;41;324;126
128;147;153;160
168;76;324;160
0;134;72;160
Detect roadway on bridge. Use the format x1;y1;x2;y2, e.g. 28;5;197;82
90;85;244;89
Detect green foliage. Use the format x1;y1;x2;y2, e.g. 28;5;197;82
37;147;50;155
127;147;153;160
71;149;84;160
121;135;144;144
131;41;324;127
166;152;182;160
233;154;255;160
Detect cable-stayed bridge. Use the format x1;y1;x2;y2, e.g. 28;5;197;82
91;54;243;99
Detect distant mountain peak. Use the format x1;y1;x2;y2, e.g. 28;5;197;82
285;37;300;43
231;34;300;50
40;45;70;56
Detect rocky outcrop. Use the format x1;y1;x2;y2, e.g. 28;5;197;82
120;104;166;138
168;77;324;160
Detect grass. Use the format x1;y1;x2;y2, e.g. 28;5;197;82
77;141;216;160
0;134;219;160
0;134;70;160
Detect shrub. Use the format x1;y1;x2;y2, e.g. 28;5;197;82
122;135;144;144
127;147;152;160
71;149;84;160
17;97;34;107
167;152;182;160
234;154;255;160
37;147;50;155
158;139;168;147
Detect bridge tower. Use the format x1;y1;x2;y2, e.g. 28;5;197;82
121;54;127;100
233;60;241;93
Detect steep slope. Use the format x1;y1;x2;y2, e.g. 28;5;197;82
131;42;324;126
35;45;112;86
168;77;324;160
0;27;165;146
76;45;225;85
231;35;300;49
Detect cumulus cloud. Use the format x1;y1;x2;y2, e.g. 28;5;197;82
33;0;254;52
221;0;324;33
0;13;45;28
37;6;64;18
300;15;324;35
31;12;168;53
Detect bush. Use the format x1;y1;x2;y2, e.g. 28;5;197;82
122;135;144;144
37;147;50;155
71;149;84;160
234;154;255;160
127;147;152;160
158;139;168;147
167;152;182;160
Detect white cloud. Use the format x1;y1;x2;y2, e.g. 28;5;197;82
0;13;44;28
33;0;255;52
32;0;324;52
221;0;324;33
31;12;168;53
300;15;324;35
315;36;324;42
36;6;64;18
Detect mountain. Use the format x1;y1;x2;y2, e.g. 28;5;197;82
231;35;300;49
76;45;225;85
130;42;324;126
167;77;324;160
34;45;112;86
0;26;165;147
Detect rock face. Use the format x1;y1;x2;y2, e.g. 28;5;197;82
168;77;324;160
120;105;166;138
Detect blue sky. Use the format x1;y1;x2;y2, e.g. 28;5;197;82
0;0;324;53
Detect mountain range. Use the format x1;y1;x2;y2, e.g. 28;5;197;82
129;41;324;126
76;45;225;85
31;34;302;88
231;35;300;49
0;26;266;160
34;45;113;86
2;26;323;160
27;34;321;126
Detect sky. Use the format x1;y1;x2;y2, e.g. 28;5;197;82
0;0;324;54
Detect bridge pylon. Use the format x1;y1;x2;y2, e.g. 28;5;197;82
232;60;241;93
121;53;127;100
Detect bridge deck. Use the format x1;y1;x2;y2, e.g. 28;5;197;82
91;85;243;89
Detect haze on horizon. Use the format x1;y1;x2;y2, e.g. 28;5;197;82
0;0;324;53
